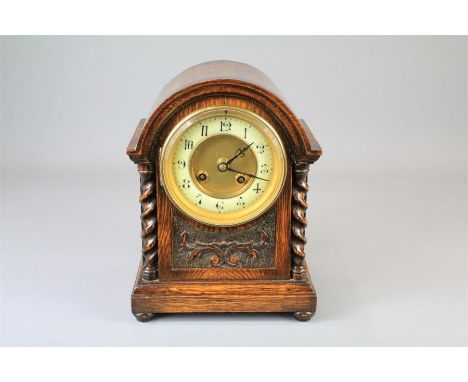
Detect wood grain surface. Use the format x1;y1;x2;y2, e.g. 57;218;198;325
126;61;322;320
127;61;322;166
132;261;317;314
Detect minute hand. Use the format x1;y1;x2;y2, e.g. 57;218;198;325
226;142;254;165
226;167;269;182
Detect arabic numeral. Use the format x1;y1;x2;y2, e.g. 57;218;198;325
236;197;246;208
177;160;186;169
182;179;191;189
256;143;267;154
220;121;231;132
184;140;194;150
215;201;224;211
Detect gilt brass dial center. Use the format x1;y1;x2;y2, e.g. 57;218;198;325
190;135;257;199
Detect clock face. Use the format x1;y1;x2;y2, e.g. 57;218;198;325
160;107;287;226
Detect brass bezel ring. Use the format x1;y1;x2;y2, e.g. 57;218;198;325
159;106;287;227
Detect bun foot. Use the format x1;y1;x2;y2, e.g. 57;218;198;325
293;311;314;322
134;312;155;322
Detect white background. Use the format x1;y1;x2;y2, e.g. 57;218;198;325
1;36;466;345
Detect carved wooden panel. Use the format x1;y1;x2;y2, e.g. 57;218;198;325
171;208;277;269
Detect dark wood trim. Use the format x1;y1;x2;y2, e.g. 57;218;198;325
137;163;158;281
291;163;310;280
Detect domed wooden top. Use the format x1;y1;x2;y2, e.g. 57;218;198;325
127;60;321;165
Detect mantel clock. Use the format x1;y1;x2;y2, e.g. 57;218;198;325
126;61;322;321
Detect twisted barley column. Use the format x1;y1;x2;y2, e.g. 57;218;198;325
138;163;158;281
291;163;310;280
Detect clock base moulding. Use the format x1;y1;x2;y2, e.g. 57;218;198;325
131;260;317;322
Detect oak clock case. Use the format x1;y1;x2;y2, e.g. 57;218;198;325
126;61;322;322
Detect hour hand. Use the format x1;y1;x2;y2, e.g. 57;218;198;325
226;167;269;182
